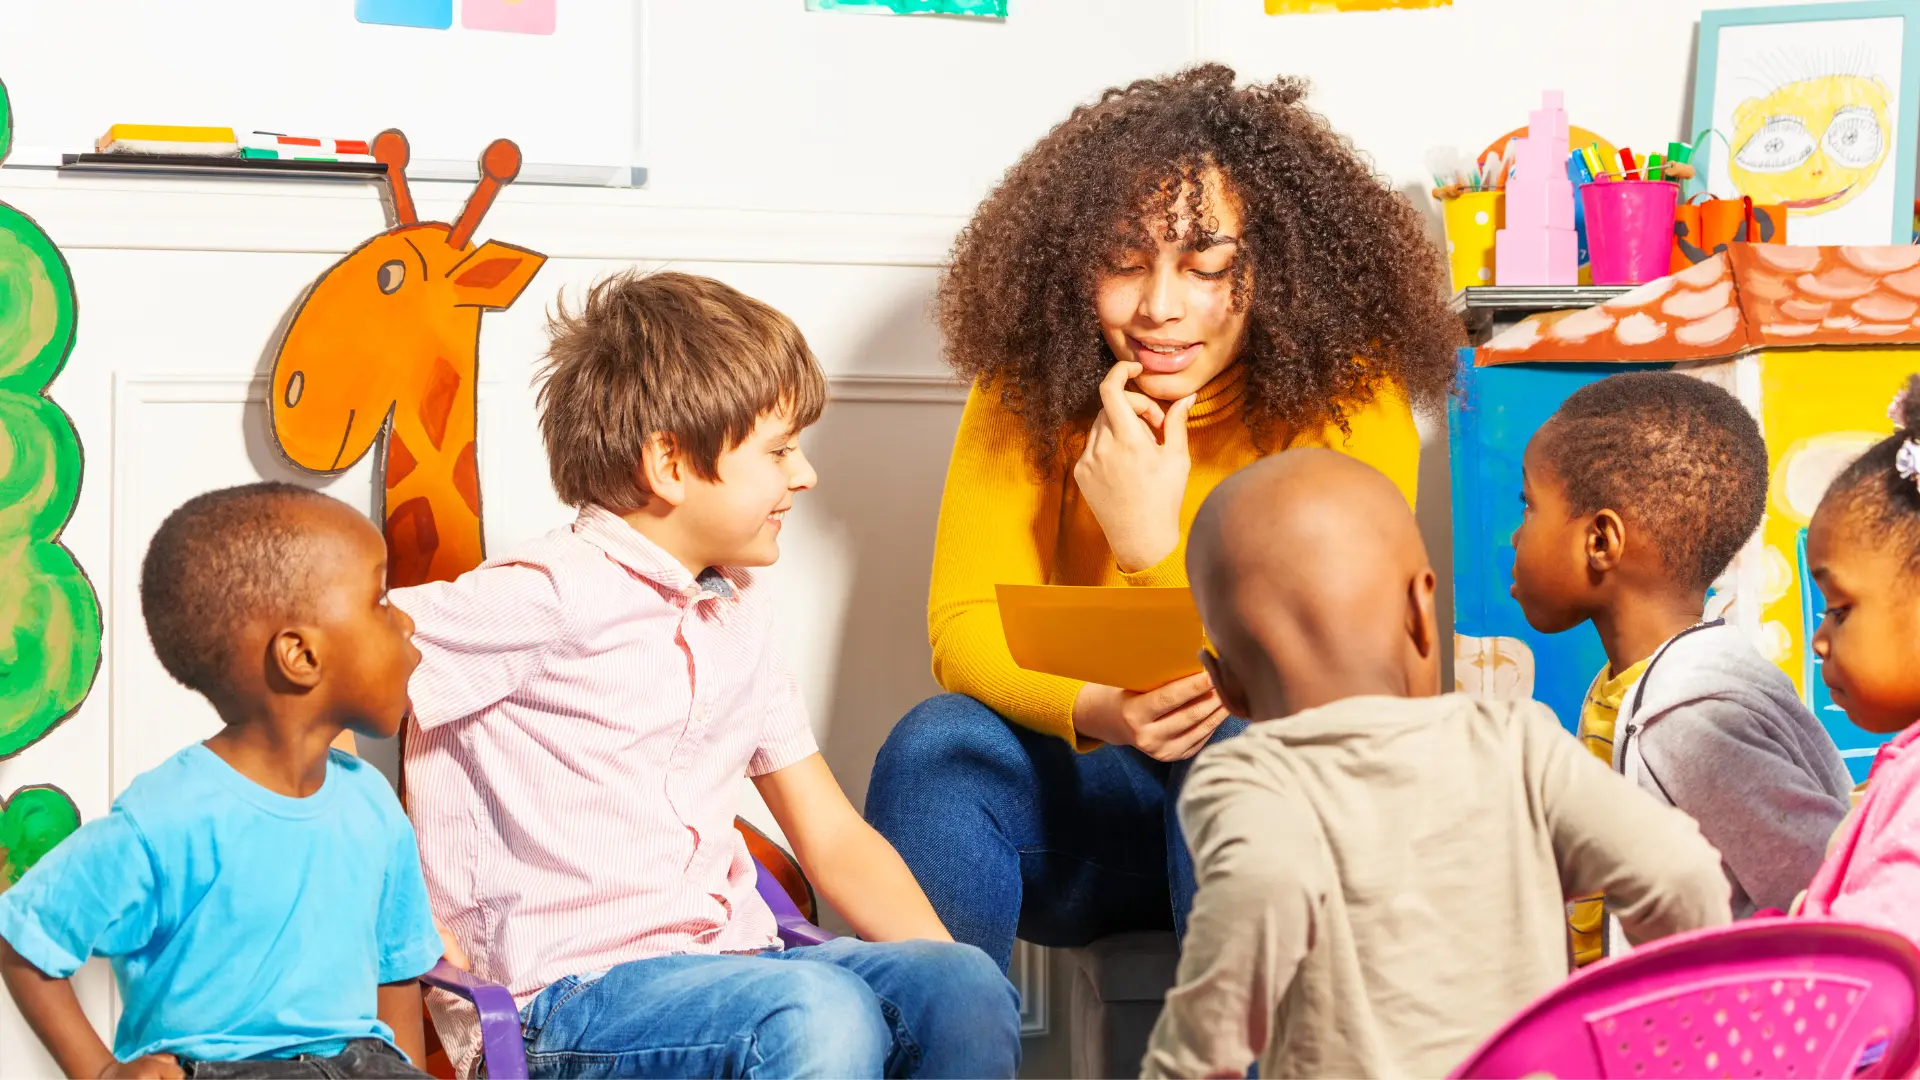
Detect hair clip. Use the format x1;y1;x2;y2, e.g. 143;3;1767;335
1898;438;1920;491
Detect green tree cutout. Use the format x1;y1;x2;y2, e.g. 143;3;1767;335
0;78;94;878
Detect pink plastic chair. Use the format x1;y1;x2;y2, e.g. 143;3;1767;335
1451;919;1920;1079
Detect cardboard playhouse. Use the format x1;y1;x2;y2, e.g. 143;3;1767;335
1451;244;1920;782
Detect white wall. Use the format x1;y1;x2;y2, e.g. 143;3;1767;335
0;1;1865;1074
0;1;639;172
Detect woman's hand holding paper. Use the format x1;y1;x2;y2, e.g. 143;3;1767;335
1073;671;1226;761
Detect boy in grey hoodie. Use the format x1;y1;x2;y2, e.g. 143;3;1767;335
1511;372;1850;936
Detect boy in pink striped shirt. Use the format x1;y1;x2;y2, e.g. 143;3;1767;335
393;271;1019;1079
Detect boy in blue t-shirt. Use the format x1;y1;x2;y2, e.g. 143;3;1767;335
0;483;443;1079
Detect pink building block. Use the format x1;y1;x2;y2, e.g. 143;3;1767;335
1495;92;1578;286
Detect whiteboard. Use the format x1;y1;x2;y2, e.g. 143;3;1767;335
0;1;639;179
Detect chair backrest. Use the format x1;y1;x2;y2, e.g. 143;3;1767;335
1451;919;1920;1079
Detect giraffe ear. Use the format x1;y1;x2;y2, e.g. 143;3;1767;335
446;240;546;310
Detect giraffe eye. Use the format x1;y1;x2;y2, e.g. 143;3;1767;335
377;260;406;294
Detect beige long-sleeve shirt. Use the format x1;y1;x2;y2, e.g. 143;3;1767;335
1142;694;1731;1080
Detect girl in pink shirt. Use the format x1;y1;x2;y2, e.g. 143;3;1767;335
1799;376;1920;935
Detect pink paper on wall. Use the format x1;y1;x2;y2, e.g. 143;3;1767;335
462;0;555;35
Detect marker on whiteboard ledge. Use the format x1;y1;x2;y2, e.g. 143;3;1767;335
95;124;241;157
242;132;376;163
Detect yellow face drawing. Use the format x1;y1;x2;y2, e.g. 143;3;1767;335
1730;74;1892;216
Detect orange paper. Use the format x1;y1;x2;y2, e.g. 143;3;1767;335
996;584;1204;692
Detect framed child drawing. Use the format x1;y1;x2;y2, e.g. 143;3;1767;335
1691;1;1920;245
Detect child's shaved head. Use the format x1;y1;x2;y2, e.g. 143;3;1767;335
1187;450;1440;719
139;483;339;700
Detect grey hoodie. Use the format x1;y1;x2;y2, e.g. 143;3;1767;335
1616;621;1852;917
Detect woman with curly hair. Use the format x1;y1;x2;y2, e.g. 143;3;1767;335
865;65;1463;972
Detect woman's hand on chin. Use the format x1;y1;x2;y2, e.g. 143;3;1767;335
1074;361;1196;574
1073;672;1225;761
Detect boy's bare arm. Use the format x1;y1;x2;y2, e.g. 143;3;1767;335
752;754;949;941
0;939;180;1079
377;980;428;1067
1530;711;1733;942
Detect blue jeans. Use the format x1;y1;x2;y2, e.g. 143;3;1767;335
864;693;1247;972
519;937;1019;1079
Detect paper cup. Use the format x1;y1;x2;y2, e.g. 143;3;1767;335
1443;191;1504;292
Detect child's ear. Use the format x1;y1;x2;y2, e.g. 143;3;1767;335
447;241;546;310
638;432;688;508
1407;566;1439;661
269;628;322;690
1586;509;1627;573
1200;648;1252;721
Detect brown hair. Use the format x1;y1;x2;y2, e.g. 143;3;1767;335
939;64;1462;466
537;270;827;509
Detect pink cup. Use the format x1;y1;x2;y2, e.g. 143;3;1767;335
1581;181;1679;285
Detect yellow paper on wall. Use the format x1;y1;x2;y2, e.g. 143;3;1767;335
996;584;1205;692
1265;0;1448;12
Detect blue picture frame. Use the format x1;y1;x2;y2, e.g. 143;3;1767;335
1690;1;1920;244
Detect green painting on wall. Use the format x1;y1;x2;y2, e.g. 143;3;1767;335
0;75;100;777
0;785;79;887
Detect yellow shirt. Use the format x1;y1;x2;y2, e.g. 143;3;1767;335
1569;658;1652;966
926;365;1422;747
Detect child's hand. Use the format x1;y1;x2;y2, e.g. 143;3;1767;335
1074;361;1195;574
436;922;470;971
100;1054;182;1079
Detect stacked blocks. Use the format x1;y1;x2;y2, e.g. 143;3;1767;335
1495;91;1579;286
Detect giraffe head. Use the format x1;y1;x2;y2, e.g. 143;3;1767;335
269;130;546;473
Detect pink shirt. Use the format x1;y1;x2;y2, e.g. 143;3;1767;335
393;505;818;1075
1801;724;1920;937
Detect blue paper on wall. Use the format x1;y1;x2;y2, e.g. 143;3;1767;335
805;0;1008;15
356;0;453;29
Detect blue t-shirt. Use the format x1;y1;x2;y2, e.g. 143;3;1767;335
0;746;442;1063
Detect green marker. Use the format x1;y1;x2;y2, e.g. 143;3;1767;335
1667;140;1694;165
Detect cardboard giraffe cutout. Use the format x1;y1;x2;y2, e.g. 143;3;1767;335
270;131;546;586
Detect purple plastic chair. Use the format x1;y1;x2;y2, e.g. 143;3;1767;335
419;855;833;1080
1451;919;1920;1079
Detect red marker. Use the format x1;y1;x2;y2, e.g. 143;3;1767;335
1619;147;1637;179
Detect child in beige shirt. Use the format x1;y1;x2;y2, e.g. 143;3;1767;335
1141;450;1731;1079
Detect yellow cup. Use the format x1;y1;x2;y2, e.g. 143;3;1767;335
1443;191;1504;292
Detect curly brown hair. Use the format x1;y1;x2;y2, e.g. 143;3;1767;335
938;64;1462;465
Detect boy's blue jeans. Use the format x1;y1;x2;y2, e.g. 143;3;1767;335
864;693;1247;972
518;936;1019;1079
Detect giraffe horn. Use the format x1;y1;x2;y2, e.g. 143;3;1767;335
371;130;417;226
447;139;522;250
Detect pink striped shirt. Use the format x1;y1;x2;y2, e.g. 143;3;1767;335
393;505;818;1076
1801;724;1920;939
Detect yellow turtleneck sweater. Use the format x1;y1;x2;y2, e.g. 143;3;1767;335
927;365;1422;747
